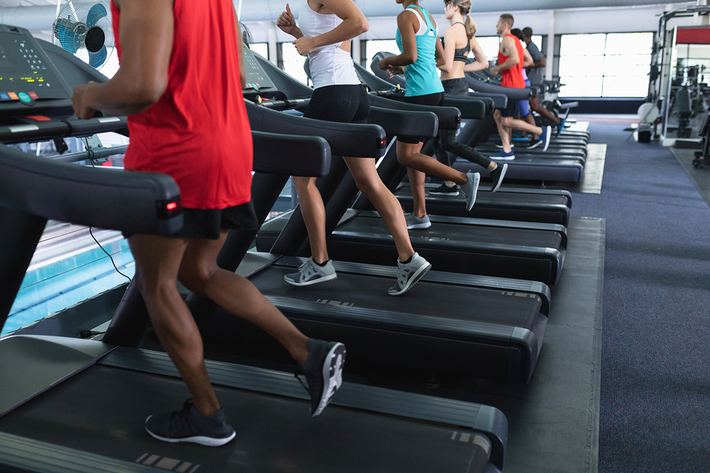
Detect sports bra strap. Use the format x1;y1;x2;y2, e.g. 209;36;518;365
406;5;434;34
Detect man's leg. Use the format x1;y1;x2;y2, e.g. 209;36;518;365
493;109;513;153
501;115;542;137
530;96;560;125
178;231;343;417
129;234;222;417
178;231;309;369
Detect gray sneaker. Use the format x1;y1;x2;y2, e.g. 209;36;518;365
388;252;432;296
460;172;480;211
405;213;431;230
145;399;236;447
284;258;337;286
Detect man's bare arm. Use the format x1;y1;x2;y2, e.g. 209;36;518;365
72;0;173;118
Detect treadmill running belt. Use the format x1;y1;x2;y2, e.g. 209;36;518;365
336;215;564;248
250;264;542;329
0;365;492;473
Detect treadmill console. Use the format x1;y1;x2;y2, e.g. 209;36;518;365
241;45;279;100
0;25;73;118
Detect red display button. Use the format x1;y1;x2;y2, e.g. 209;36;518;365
28;91;38;99
26;115;51;121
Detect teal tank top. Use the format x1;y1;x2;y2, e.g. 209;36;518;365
395;5;444;97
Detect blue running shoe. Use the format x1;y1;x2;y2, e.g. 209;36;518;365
491;150;515;160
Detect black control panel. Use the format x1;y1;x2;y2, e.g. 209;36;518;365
241;45;279;100
0;25;73;111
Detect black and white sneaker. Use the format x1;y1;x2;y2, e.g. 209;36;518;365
494;143;514;149
526;139;543;149
388;252;432;296
489;163;508;193
297;339;346;417
429;183;459;196
145;399;236;447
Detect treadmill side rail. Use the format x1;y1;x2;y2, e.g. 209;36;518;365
0;432;162;473
0;336;114;417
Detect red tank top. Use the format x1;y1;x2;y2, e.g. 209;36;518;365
498;34;526;90
111;0;252;209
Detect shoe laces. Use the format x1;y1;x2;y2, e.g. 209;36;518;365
396;262;412;286
298;259;317;279
168;399;196;431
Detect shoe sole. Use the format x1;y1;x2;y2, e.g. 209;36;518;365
407;222;432;230
145;421;236;447
388;261;432;296
429;191;460;196
490;164;508;193
527;142;542;149
492;155;515;160
312;343;346;417
284;272;338;287
542;127;551;152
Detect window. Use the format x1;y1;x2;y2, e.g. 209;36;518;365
280;42;309;85
249;42;269;60
558;32;653;97
365;40;400;66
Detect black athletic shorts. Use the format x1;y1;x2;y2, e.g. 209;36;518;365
441;78;469;96
398;92;445;143
304;84;370;124
123;201;259;240
500;98;520;118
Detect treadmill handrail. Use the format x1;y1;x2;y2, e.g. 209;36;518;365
0;116;129;143
0;142;182;235
247;101;387;158
252;131;331;177
367;105;438;138
440;95;487;119
368;94;461;130
465;75;533;100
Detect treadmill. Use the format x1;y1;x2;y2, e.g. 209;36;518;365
0;25;508;473
354;62;573;226
251;50;567;285
459;74;588;182
165;46;554;385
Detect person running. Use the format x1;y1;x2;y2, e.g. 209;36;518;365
521;27;564;139
277;0;431;295
431;0;507;196
378;0;480;230
511;27;537;144
72;0;345;446
489;13;551;160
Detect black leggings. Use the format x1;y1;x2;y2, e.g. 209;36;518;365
433;79;492;169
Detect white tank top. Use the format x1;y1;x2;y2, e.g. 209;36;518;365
298;1;361;89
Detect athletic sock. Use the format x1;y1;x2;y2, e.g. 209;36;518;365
400;255;413;264
314;259;330;267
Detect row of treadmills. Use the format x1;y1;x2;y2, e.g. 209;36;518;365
0;24;589;473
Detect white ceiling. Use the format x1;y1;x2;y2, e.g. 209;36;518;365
0;0;58;6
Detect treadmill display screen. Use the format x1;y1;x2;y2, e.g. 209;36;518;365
0;28;71;102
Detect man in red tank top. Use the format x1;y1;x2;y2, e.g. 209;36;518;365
71;0;345;446
488;13;551;159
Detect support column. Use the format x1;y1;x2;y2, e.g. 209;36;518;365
546;10;555;81
352;36;361;66
267;21;278;66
